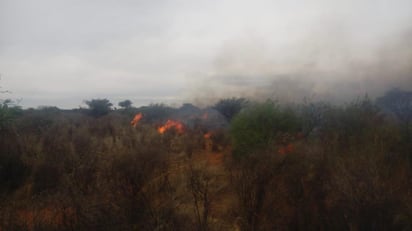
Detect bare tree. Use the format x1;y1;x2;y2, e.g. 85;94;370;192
187;164;212;231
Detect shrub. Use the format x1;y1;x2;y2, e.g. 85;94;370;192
213;97;248;122
138;103;175;123
230;101;301;157
377;88;412;124
0;151;28;193
32;163;62;194
0;100;22;130
118;99;133;109
84;99;113;118
320;96;382;149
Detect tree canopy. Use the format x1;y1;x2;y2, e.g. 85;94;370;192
118;99;133;109
85;98;113;118
230;101;301;157
213;97;248;122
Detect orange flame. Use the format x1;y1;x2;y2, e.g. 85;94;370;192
201;113;208;120
203;132;212;139
278;143;294;155
157;120;184;134
131;113;143;127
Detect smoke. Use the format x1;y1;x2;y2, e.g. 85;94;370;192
185;15;412;105
2;0;412;108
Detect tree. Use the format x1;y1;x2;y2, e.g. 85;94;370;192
84;98;113;118
187;165;212;231
0;100;12;129
377;88;412;125
377;89;412;157
0;78;22;130
213;98;247;122
230;100;301;157
138;103;175;123
118;99;133;109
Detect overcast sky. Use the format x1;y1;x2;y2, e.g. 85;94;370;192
1;0;412;108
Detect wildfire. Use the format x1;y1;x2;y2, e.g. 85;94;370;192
203;131;213;151
278;143;294;155
203;132;212;139
131;113;143;127
157;120;184;134
201;112;208;120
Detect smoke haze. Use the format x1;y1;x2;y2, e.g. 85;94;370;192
1;0;411;108
185;5;412;104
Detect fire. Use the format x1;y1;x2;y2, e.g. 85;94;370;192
131;113;143;127
157;120;184;134
203;132;212;139
278;143;294;155
201;112;208;120
204;131;213;151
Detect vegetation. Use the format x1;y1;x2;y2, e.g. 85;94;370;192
118;99;133;109
0;91;412;230
377;88;412;124
84;98;113;117
230;100;301;157
213;97;247;122
0;99;22;130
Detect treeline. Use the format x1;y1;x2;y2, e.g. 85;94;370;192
0;89;411;230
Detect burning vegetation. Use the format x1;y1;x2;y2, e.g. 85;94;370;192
0;90;412;230
130;112;142;127
157;119;185;134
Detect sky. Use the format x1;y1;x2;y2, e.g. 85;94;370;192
1;0;412;109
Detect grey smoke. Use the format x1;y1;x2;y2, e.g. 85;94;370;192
186;27;412;105
1;0;412;108
185;0;412;104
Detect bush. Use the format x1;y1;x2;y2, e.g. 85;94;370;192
84;99;113;118
377;88;412;124
230;101;301;157
118;99;133;109
213;97;248;122
0;129;28;193
32;163;62;194
0;152;28;193
138;103;175;123
0;100;22;130
320;96;382;149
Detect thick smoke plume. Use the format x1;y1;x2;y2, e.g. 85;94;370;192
186;23;412;106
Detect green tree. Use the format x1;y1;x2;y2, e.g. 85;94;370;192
138;103;175;123
213;97;248;122
118;99;133;109
0;99;22;130
0;100;14;129
230;101;301;157
85;98;113;118
0;79;14;129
